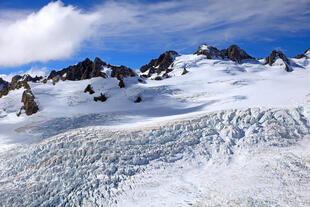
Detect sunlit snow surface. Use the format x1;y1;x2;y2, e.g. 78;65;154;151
0;54;310;206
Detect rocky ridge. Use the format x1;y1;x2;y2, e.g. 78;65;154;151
0;43;309;116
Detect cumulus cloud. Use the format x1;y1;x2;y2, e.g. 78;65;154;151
0;0;309;67
0;1;99;67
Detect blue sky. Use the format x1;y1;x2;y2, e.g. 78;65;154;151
0;0;309;75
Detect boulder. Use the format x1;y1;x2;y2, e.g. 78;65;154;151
94;93;107;102
84;84;95;94
162;72;169;79
118;79;125;88
154;76;162;81
181;68;188;75
134;96;142;103
18;89;39;116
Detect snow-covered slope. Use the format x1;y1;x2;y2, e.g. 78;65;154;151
0;107;310;206
1;51;310;143
0;46;310;206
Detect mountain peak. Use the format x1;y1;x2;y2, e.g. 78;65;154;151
265;50;291;72
195;44;253;62
195;44;222;59
139;50;179;77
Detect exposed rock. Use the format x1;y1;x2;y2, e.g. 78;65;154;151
11;75;22;84
140;74;149;79
134;96;142;103
224;45;253;63
52;77;60;85
140;51;179;76
0;79;30;98
138;79;144;83
22;74;43;82
48;57;108;81
162;72;169;79
154;76;162;81
265;50;291;72
295;54;306;59
181;68;188;75
18;89;39;116
294;48;310;59
84;84;95;94
0;78;9;91
195;44;253;63
195;44;222;59
110;65;136;79
118;79;125;88
94;93;107;102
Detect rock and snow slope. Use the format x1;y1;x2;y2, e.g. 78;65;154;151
0;45;310;206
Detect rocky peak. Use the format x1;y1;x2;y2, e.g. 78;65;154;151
196;44;253;63
265;50;291;72
108;65;136;79
48;57;108;81
195;44;222;59
22;74;43;82
11;75;22;84
295;48;310;59
223;45;253;63
140;50;179;77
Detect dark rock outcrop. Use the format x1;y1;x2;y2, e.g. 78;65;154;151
195;44;253;63
48;57;108;81
134;96;142;103
18;89;39;116
0;78;9;90
118;79;125;88
195;44;222;59
294;48;310;59
47;57;136;83
154;76;162;81
0;79;30;98
181;68;188;75
94;93;107;102
140;51;179;76
11;75;22;84
84;84;95;94
22;74;43;82
110;65;136;79
223;45;253;63
265;50;291;72
162;72;169;79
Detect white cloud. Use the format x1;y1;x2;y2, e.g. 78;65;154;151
0;0;309;67
0;1;99;67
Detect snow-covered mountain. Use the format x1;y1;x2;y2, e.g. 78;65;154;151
0;44;310;206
